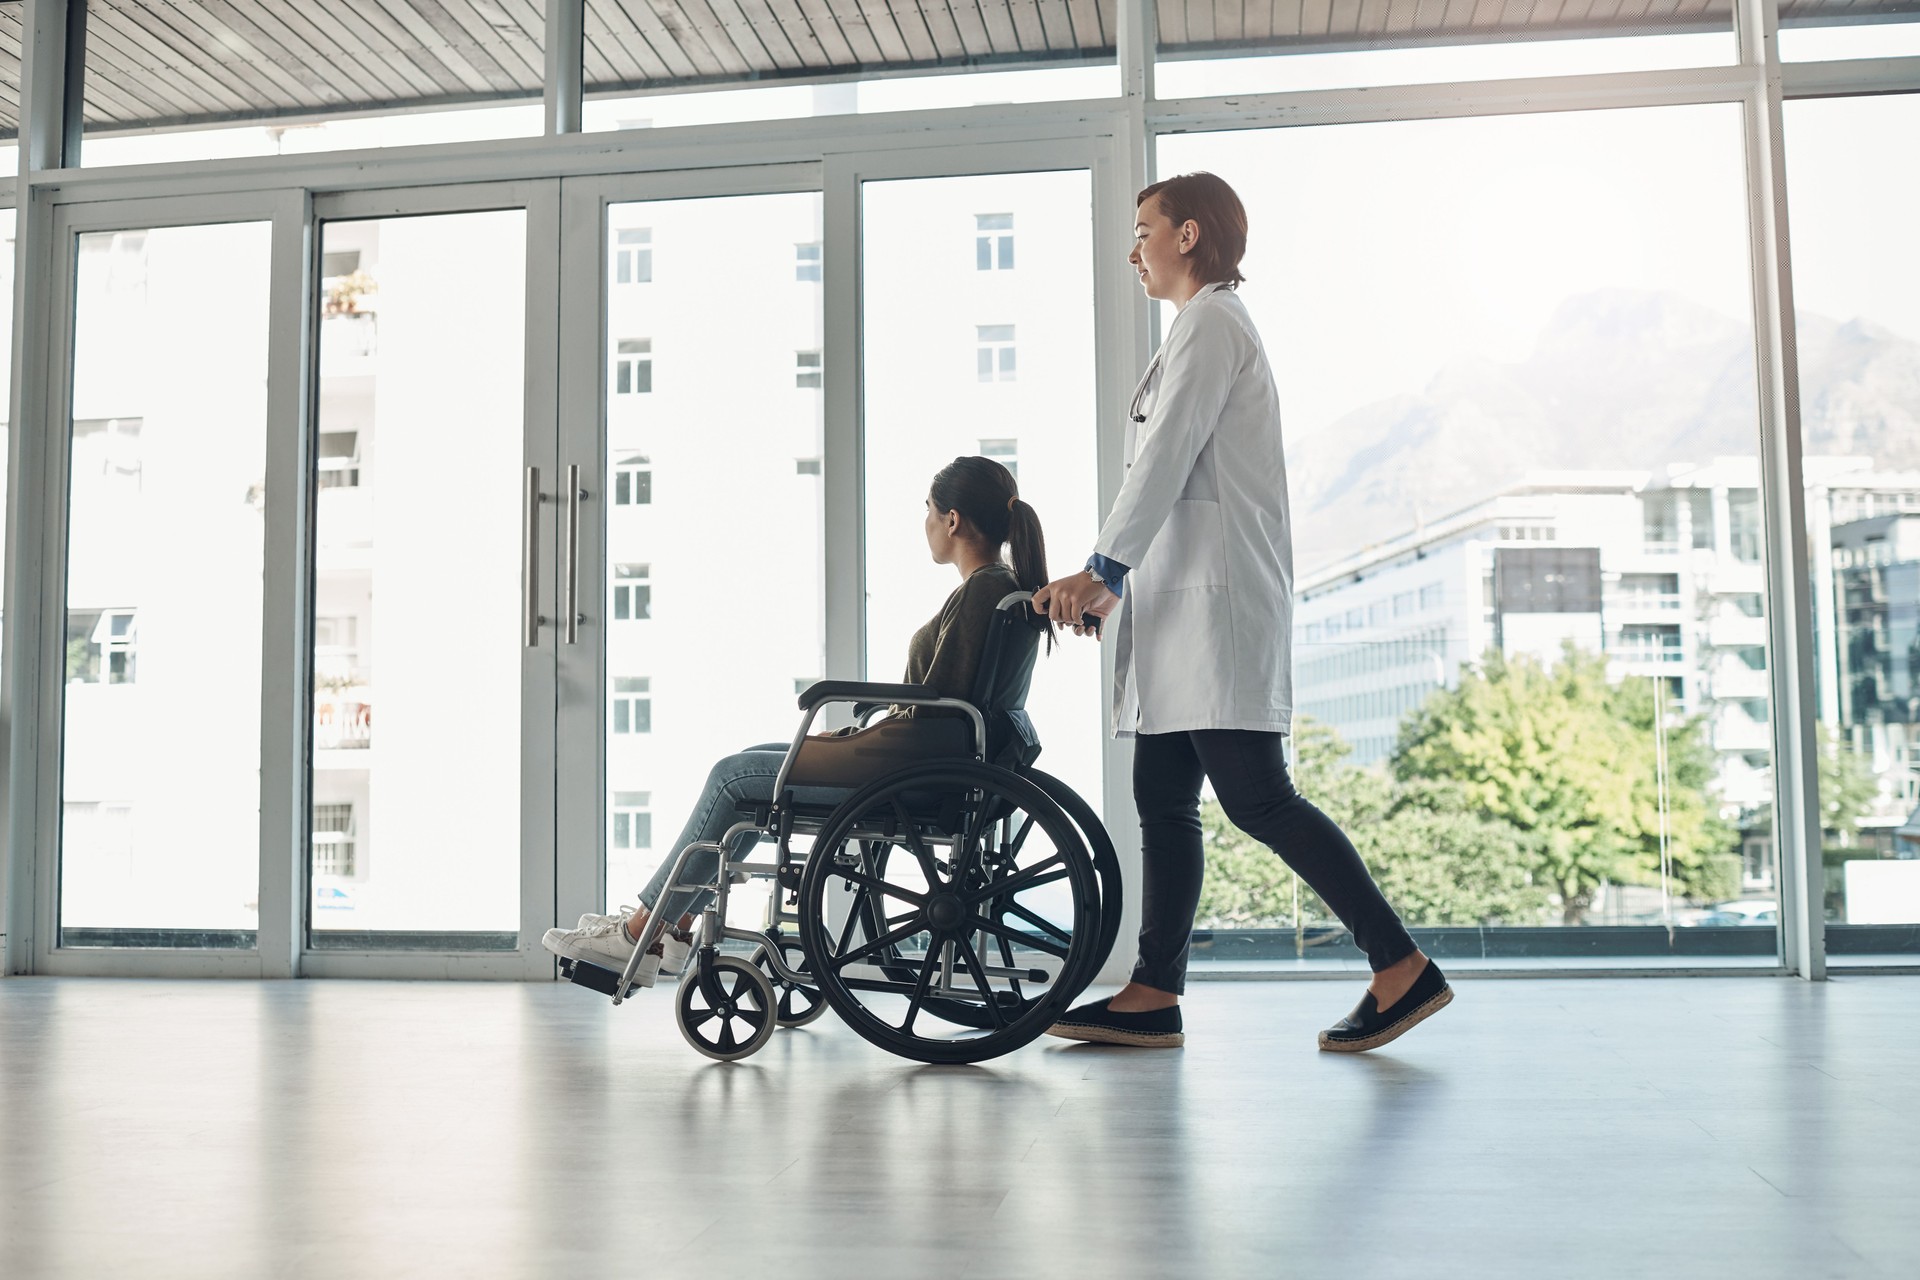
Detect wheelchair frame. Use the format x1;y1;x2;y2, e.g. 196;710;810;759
560;593;1119;1063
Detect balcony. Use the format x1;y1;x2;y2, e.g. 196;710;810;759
1709;614;1768;648
319;312;378;374
315;696;372;751
1607;592;1684;616
1711;664;1771;700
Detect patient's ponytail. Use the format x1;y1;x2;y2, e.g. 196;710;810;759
929;455;1057;655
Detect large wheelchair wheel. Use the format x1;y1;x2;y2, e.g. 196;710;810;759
1021;767;1124;1003
796;760;1099;1064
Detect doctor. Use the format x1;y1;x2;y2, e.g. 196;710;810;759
1032;172;1452;1052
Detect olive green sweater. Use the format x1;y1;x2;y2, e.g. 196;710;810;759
901;563;1021;708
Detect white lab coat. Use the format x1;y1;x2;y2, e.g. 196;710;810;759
1094;282;1294;739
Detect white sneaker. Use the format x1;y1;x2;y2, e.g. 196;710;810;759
543;917;658;985
574;908;693;978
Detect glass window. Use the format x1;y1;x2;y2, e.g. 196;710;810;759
796;350;822;389
614;564;652;621
612;791;653;851
581;66;1117;134
613;455;652;506
979;437;1019;480
59;220;272;947
864;170;1103;821
615;339;652;395
613;678;652;735
1165;104;1771;963
1781;13;1920;60
795;243;822;283
977;325;1016;382
601;192;826;914
80;2;546;168
976;214;1015;271
1155;31;1733;100
309;210;526;945
1785;93;1920;958
615;228;653;285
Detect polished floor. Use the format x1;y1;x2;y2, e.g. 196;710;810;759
0;974;1915;1279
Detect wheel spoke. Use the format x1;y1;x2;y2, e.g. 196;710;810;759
735;1005;767;1031
963;853;1064;905
834;868;928;907
966;911;1070;960
1001;813;1037;864
834;878;876;956
830;916;927;972
995;930;1024;1003
892;800;944;889
999;897;1073;945
955;934;1006;1029
716;1022;738;1052
687;1007;718;1028
899;943;943;1037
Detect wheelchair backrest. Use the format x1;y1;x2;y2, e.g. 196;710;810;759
968;591;1049;769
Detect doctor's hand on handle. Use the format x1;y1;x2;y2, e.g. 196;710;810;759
1032;572;1119;638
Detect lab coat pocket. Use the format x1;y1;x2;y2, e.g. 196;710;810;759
1142;499;1228;592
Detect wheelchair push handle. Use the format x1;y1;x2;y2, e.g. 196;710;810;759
1023;599;1103;638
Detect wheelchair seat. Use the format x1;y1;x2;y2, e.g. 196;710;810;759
784;591;1048;790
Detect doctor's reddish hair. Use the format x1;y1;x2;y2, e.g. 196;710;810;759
1137;171;1247;288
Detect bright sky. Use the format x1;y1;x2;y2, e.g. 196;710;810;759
13;29;1912;448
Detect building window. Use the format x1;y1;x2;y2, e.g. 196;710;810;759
977;325;1016;382
72;417;143;488
980;437;1018;479
1728;490;1762;563
796;350;822;389
795;242;821;282
318;430;361;489
66;608;138;685
615;339;652;395
615;228;652;284
613;678;652;735
612;791;652;850
1392;591;1416;619
312;803;357;877
975;213;1014;270
795;458;822;476
1418;583;1444;611
613;455;652;506
614;564;651;621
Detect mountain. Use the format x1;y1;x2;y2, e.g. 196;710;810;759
1287;289;1920;572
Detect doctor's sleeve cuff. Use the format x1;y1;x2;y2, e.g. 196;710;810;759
1085;553;1130;598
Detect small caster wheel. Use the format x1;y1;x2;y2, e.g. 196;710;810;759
676;955;777;1062
752;939;829;1029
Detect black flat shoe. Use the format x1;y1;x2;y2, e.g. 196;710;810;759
1318;960;1453;1053
1046;998;1184;1048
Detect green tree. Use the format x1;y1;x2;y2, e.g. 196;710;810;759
1195;718;1550;929
1393;645;1735;924
1815;726;1881;843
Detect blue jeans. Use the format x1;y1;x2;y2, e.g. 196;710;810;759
635;743;852;924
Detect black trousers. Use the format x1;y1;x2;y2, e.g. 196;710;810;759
1131;728;1418;994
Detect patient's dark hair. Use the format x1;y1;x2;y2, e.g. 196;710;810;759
929;456;1056;654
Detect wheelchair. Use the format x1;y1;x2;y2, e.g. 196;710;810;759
558;591;1122;1065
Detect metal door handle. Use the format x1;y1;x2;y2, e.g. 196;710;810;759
564;463;586;645
524;466;548;646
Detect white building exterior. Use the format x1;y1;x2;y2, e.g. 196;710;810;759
1293;458;1920;855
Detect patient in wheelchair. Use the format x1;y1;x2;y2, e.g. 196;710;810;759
541;455;1056;986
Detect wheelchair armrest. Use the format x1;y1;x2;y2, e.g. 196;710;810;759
796;680;932;711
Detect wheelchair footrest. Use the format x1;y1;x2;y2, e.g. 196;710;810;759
560;956;644;1000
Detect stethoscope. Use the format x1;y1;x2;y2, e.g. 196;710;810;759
1128;354;1162;424
1128;283;1231;422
